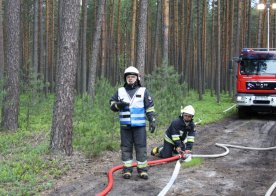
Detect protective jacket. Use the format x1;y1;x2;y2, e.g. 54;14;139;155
164;116;196;151
110;85;155;123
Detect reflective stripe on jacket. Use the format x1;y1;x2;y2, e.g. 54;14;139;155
118;87;146;126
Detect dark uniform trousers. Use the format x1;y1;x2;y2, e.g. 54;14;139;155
120;125;147;169
159;140;179;158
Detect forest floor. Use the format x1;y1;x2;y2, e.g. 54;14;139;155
41;113;276;196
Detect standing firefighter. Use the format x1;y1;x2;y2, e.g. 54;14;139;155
151;105;196;158
110;66;156;180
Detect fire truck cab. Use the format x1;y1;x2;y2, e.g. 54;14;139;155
235;48;276;117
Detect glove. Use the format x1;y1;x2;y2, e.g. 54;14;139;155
176;147;184;158
115;100;129;110
176;148;191;158
149;118;156;133
184;150;191;154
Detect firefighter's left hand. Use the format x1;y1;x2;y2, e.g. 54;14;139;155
149;119;156;133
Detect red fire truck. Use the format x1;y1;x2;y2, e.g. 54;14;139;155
235;48;276;117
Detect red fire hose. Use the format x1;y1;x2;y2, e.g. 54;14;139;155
96;156;179;196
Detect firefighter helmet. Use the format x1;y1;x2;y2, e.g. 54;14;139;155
181;105;195;116
124;66;141;83
124;66;139;77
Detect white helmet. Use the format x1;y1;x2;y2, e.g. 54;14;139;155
124;66;141;84
124;66;139;76
181;105;195;116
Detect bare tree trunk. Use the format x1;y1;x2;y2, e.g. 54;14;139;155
202;0;207;94
39;0;45;85
162;0;169;66
184;0;192;86
81;0;87;94
130;0;137;67
173;0;179;71
1;0;21;131
116;0;121;84
33;0;39;82
135;0;148;82
50;0;55;93
210;0;215;97
216;0;221;103
257;5;263;48
0;0;4;81
50;0;80;155
100;5;106;78
107;0;115;82
153;0;161;70
197;0;203;100
233;0;242;99
230;0;235;98
88;0;105;97
246;0;251;47
22;3;31;82
45;0;50;95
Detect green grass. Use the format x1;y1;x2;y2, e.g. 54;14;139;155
0;130;68;195
181;157;204;168
187;91;236;125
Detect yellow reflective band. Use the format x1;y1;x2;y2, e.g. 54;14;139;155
187;136;194;142
164;134;174;145
146;106;155;113
123;160;133;167
172;134;180;141
137;161;148;168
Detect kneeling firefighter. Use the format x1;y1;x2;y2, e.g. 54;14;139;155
110;66;156;180
151;105;196;158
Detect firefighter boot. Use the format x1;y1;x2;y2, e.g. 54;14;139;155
137;167;148;180
138;171;148;180
151;146;163;157
122;167;133;179
151;147;159;156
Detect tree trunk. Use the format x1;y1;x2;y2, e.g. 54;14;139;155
0;0;4;81
45;0;50;95
88;0;105;98
130;0;137;67
153;0;161;70
229;1;236;96
202;0;207;94
246;0;251;47
100;4;106;78
116;0;121;84
135;0;148;82
216;0;221;103
50;0;80;155
257;4;263;48
39;0;45;86
33;0;39;82
107;0;115;83
184;0;192;86
173;0;179;70
1;0;21;131
162;0;169;66
197;0;203;100
233;0;242;99
81;0;87;94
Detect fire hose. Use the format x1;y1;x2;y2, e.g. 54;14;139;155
96;156;179;196
96;143;276;196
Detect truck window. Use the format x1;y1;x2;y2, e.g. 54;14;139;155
240;60;276;75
